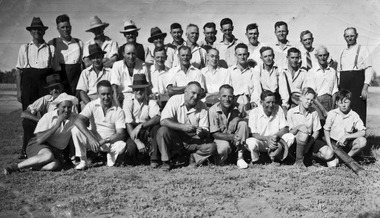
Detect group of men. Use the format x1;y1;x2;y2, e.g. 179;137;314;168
4;15;373;174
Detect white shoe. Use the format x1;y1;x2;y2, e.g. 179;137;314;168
237;159;248;169
75;160;88;170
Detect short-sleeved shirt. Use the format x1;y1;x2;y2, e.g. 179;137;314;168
279;67;307;104
124;98;160;124
215;37;243;67
161;94;209;130
247;42;264;65
80;98;125;138
287;105;321;134
76;66;113;95
324;108;366;141
49;37;83;71
111;59;149;95
248;105;288;136
201;66;231;93
168;65;206;89
253;64;280;93
228;64;261;105
208;102;241;134
305;65;338;96
16;41;55;69
83;36;118;60
149;64;169;94
34;110;77;150
27;94;55;115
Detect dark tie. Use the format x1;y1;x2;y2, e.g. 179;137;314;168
306;51;312;70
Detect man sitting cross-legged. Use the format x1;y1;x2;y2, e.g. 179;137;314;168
156;81;216;171
4;94;78;175
246;90;295;165
72;80;126;170
208;84;249;169
124;74;161;167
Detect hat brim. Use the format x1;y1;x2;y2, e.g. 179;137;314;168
44;82;62;89
148;33;167;43
120;28;141;33
278;138;289;161
88;51;107;58
129;84;150;89
26;26;48;31
85;23;109;32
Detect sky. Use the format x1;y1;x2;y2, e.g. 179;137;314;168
0;0;379;72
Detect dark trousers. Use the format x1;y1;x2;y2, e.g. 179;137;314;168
59;63;81;96
22;119;37;153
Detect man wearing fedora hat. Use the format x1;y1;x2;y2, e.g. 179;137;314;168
246;90;295;166
279;47;308;113
124;74;161;167
83;16;118;69
111;43;149;108
77;44;113;108
118;20;150;63
147;26;176;69
16;17;55;111
19;74;66;159
4;94;78;175
49;14;84;96
287;87;322;168
72;80;126;169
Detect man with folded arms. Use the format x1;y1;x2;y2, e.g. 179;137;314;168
4;94;78;175
72;80;126;170
156;82;216;171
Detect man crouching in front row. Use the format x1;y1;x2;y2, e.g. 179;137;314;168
156;81;216;171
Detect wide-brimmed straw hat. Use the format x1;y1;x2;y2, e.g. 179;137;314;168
148;27;167;43
51;93;78;106
87;44;106;58
44;74;62;89
85;16;109;32
277;138;289;161
128;74;150;89
120;20;140;33
26;17;48;31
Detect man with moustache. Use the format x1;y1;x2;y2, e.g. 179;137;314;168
156;82;216;171
167;46;206;97
111;43;149;109
279;47;308;111
49;14;84;95
76;44;113;108
146;27;176;68
338;27;374;125
273;21;293;70
72;80;126;169
118;20;150;62
199;22;217;51
4;94;78;174
83;16;118;68
208;84;249;168
246;23;264;66
215;18;242;68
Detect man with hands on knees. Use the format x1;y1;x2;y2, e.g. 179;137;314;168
72;80;126;170
208;84;249;169
246;90;295;165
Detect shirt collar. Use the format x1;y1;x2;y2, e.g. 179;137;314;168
258;105;278;119
215;102;239;113
94;98;117;110
232;64;251;72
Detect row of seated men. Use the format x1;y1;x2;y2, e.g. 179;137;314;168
4;73;367;174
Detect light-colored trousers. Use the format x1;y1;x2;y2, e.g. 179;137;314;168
246;133;295;162
71;127;126;166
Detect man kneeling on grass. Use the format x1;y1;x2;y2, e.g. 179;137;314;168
208;84;249;169
72;80;126;170
4;94;78;175
156;81;216;171
246;90;295;165
313;89;367;166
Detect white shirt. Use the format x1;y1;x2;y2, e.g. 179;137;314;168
249;105;288;136
279;67;307;104
124;98;160;124
16;41;55;69
201;66;231;93
76;66;113;96
305;65;338;96
247;42;264;66
168;65;206;89
149;64;169;94
273;40;293;70
215;37;243;67
49;37;84;71
339;44;372;84
83;36;118;59
253;64;280;93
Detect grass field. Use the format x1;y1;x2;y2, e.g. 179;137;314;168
1;89;380;217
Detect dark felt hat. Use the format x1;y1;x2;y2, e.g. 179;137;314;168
148;27;167;43
128;74;150;89
88;44;106;58
26;17;48;31
44;74;62;88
